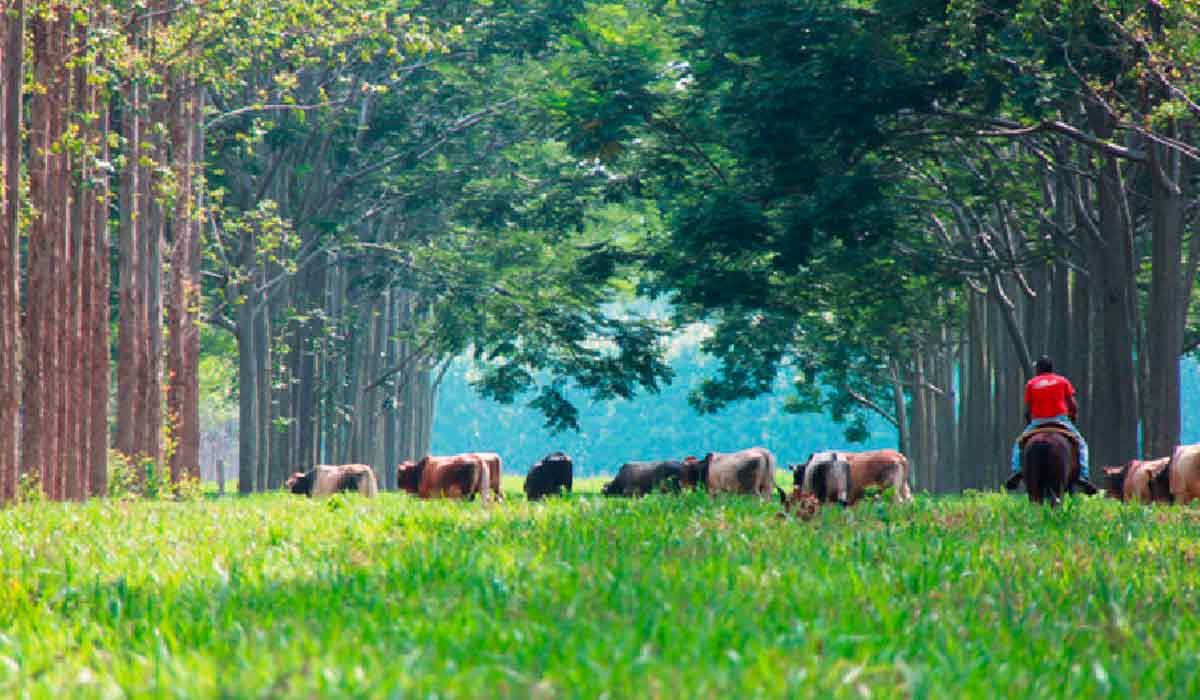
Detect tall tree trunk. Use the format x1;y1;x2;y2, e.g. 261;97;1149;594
960;292;985;489
910;353;929;491
889;358;909;465
296;257;324;469
1086;102;1140;468
255;265;270;490
65;14;86;500
46;10;67;500
116;62;143;466
935;320;959;493
1145;133;1188;459
89;89;111;498
0;0;24;502
22;15;50;494
167;80;202;482
237;226;258;494
382;290;398;490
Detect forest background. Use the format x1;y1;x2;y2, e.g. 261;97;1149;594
3;0;1200;499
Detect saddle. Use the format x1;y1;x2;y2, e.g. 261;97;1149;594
1018;422;1083;474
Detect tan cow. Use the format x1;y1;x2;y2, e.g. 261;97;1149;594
1169;443;1200;505
397;454;491;502
1102;458;1171;503
287;464;379;498
683;447;777;498
795;449;912;505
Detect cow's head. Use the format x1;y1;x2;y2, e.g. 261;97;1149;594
396;460;422;494
287;470;314;496
1101;464;1129;500
787;463;806;492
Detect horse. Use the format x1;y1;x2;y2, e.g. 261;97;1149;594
1022;430;1075;506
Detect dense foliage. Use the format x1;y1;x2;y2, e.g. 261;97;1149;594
4;489;1200;697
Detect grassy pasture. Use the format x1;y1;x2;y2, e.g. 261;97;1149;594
2;480;1200;699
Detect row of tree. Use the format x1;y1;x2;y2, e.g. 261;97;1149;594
0;0;673;502
4;0;1198;500
549;0;1200;490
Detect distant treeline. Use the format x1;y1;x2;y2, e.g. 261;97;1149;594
435;354;1200;477
433;346;895;476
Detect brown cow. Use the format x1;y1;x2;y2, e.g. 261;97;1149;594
287;464;379;498
682;448;777;498
397;454;491;502
1102;458;1171;503
1169;443;1200;505
794;449;912;505
465;452;503;500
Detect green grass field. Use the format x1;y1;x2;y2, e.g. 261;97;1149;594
3;477;1200;698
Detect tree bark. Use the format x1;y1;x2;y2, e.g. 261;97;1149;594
116;51;143;466
0;0;24;502
1086;102;1140;468
89;85;111;498
22;14;50;494
1144;132;1188;459
237;223;258;494
167;80;203;482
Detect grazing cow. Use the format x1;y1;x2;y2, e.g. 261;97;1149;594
794;449;913;505
1102;458;1171;503
1169;443;1200;505
466;452;504;500
682;448;778;498
287;464;379;498
601;461;683;496
793;451;852;506
396;454;490;501
524;452;574;501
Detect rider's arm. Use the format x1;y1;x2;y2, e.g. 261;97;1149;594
1067;394;1078;423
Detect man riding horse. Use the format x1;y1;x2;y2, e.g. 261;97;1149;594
1005;355;1095;494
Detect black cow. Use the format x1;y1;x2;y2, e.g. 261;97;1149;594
524;452;574;501
601;460;683;496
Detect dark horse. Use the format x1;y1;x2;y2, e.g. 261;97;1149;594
1022;430;1076;505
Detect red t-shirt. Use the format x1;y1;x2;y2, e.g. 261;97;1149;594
1024;373;1075;419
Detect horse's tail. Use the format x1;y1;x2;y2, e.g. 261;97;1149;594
760;449;779;498
895;453;913;502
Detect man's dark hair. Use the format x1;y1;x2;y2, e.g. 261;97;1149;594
1035;355;1054;374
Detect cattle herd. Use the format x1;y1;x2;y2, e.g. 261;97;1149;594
1102;443;1200;505
285;445;916;514
285;439;1200;509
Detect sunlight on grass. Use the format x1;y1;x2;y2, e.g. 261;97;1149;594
1;490;1199;698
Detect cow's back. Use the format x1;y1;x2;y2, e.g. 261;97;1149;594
308;464;377;498
605;461;679;495
705;448;776;496
419;455;487;500
1125;458;1169;503
525;453;572;500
